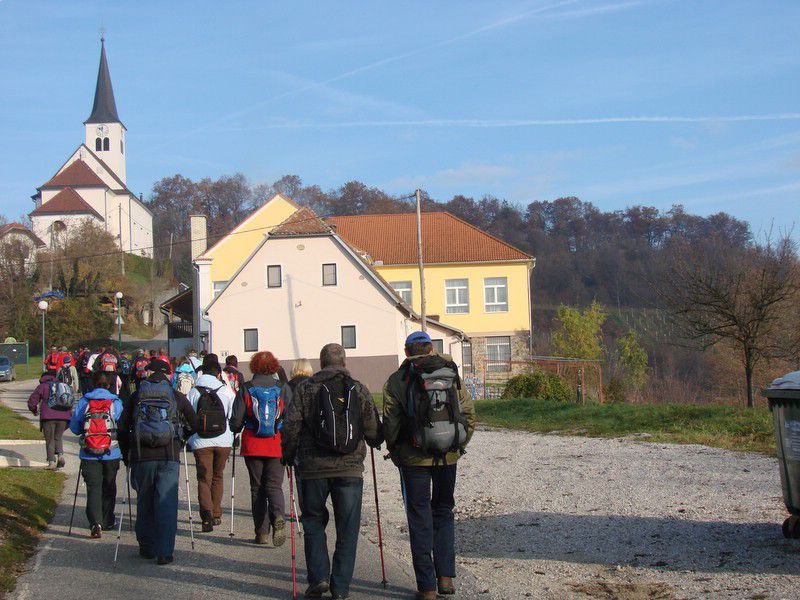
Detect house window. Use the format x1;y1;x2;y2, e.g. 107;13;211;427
390;281;412;304
432;339;444;354
486;336;511;371
322;263;337;286
103;137;110;151
445;279;469;314
484;277;509;312
243;328;258;352
212;280;228;299
95;137;102;151
341;325;356;349
267;265;282;288
462;341;473;374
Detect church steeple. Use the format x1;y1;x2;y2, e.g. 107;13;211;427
85;37;121;125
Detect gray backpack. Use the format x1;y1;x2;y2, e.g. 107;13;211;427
405;364;467;459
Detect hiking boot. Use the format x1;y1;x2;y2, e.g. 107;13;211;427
201;520;214;533
254;532;270;545
90;524;102;539
45;460;57;470
156;555;173;565
415;592;437;600
272;520;286;547
56;454;65;469
438;577;456;595
304;580;329;598
212;517;221;526
200;510;213;532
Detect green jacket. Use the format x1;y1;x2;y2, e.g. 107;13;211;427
382;353;475;466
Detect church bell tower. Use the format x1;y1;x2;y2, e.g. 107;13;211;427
84;37;126;184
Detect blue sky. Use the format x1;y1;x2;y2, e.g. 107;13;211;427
1;0;799;235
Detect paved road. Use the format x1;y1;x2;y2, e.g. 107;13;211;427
1;379;428;600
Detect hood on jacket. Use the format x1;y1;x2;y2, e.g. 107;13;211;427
310;365;350;383
85;387;119;400
194;373;224;389
39;372;56;384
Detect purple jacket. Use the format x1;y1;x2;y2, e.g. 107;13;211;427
28;373;72;422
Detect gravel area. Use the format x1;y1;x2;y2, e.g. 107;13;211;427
365;427;800;600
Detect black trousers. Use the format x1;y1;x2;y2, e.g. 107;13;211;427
81;458;120;529
244;457;285;535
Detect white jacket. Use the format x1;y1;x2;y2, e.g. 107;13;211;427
188;373;236;450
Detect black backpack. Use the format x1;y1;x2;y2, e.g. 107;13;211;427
57;365;73;387
195;385;227;439
404;359;468;460
313;375;362;454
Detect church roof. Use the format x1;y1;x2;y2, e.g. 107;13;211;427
85;39;121;125
40;159;106;189
29;188;104;221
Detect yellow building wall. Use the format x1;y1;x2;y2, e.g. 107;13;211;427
204;194;298;283
375;261;532;335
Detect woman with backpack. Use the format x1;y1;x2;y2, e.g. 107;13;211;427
281;358;313;411
68;372;124;538
28;369;74;469
229;351;286;546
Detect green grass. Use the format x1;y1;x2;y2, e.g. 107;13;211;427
475;397;776;455
0;469;65;594
14;355;43;382
0;403;41;440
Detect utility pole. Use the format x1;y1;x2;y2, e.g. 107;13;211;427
118;205;125;275
169;232;174;260
415;189;426;332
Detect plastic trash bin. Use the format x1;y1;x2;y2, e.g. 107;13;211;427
763;386;800;538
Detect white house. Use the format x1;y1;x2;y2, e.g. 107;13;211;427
204;208;465;390
0;223;46;278
29;38;153;256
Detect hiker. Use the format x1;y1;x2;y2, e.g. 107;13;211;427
281;343;383;599
281;358;313;410
156;347;173;376
117;358;198;565
187;361;235;532
44;345;61;372
68;371;124;538
77;346;93;394
223;355;245;397
187;350;202;372
133;350;149;394
229;351;286;545
93;347;121;394
173;360;196;396
28;369;74;469
118;353;133;400
87;346;102;373
60;354;80;395
382;331;476;600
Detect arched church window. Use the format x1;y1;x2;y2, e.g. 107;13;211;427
103;137;110;151
95;137;102;151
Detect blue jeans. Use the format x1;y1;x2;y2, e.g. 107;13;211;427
299;477;363;596
400;464;458;592
131;460;179;558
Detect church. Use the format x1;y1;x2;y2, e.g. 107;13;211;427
29;39;153;256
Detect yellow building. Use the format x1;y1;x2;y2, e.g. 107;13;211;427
328;212;535;374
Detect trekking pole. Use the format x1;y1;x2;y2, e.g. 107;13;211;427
68;462;82;536
182;445;196;550
229;436;236;538
370;448;388;588
291;467;303;536
287;467;297;600
113;467;130;564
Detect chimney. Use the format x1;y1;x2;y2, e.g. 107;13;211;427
190;214;207;261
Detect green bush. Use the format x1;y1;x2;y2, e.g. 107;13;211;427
502;370;573;402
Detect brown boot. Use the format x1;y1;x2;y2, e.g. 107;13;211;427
438;577;456;595
415;592;437;600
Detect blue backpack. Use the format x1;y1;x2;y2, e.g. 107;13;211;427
246;384;282;438
134;380;179;453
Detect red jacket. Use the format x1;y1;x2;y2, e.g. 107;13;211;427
44;352;62;371
236;375;283;458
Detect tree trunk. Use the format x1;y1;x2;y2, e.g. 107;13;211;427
744;349;755;408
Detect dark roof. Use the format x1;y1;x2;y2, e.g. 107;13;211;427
270;207;332;236
41;159;106;189
29;188;104;220
327;212;532;265
160;287;193;322
85;39;121;125
0;223;46;247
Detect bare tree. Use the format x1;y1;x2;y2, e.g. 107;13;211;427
661;233;800;407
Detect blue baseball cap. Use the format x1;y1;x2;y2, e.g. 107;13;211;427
405;331;432;345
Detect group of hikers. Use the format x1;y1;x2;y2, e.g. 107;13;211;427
26;332;475;600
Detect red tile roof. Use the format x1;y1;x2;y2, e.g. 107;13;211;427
41;160;106;188
270;207;332;236
0;223;46;247
29;188;104;220
327;212;532;265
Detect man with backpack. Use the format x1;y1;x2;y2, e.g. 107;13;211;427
383;331;476;600
68;371;124;538
118;353;133;400
44;345;62;372
281;343;383;600
93;347;121;394
117;358;198;565
60;354;80;395
77;346;92;394
223;355;245;397
28;368;74;469
133;350;150;394
187;361;235;532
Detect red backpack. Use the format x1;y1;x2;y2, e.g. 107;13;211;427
81;399;117;456
101;353;118;372
134;358;149;380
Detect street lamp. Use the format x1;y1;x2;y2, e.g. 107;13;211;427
115;292;123;351
37;300;48;368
